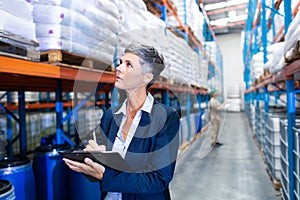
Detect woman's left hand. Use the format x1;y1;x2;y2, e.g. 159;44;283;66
63;157;105;180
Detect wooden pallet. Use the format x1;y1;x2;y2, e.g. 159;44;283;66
263;69;270;77
0;32;39;61
40;50;114;71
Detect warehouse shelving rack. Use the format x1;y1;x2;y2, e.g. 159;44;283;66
0;0;223;160
244;0;300;199
158;0;224;139
0;54;209;155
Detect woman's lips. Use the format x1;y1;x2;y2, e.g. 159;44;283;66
116;76;122;81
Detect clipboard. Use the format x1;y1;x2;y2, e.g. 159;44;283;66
59;150;131;171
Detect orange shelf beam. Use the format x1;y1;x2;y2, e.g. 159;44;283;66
0;56;115;83
2;100;106;111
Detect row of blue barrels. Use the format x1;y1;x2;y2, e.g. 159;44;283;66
179;111;209;145
0;144;101;200
0;111;209;200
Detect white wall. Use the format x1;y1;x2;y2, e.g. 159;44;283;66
215;32;244;101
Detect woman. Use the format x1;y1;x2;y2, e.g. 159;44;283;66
63;43;180;200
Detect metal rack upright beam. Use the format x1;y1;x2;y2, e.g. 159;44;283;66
18;91;27;157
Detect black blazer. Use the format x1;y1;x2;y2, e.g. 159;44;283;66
98;100;180;200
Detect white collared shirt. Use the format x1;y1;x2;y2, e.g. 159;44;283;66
105;93;154;200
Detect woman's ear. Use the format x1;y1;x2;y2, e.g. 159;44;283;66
144;73;154;84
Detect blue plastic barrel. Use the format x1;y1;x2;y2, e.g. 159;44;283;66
0;157;36;200
0;180;15;200
68;171;101;200
33;145;70;200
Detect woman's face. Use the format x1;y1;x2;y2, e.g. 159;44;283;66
115;53;149;91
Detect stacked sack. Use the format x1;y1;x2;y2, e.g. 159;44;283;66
32;0;119;64
167;0;205;43
0;0;38;59
164;31;191;85
115;0;166;55
205;41;218;65
31;0;209;88
113;1;208;88
250;52;264;81
263;42;285;74
0;0;36;41
188;49;208;88
250;44;283;80
283;9;300;64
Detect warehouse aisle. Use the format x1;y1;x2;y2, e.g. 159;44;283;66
170;112;281;200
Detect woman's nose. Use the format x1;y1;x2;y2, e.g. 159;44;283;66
116;63;124;72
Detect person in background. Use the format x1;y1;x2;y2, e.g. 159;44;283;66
63;43;180;200
208;90;227;147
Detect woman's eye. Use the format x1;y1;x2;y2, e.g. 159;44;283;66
126;63;133;68
117;59;122;66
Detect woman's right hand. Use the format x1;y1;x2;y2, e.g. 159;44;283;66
83;140;106;152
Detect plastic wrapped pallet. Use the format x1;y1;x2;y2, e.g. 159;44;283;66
33;0;119;18
283;11;300;60
264;42;287;74
200;57;208;88
167;0;204;43
33;4;117;40
118;1;165;33
191;50;208;89
205;41;217;64
250;52;264;80
0;0;36;41
190;51;200;87
263;42;285;72
1;0;34;21
33;0;118;63
0;10;36;41
166;35;192;85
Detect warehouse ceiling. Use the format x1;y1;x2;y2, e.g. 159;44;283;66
202;0;249;35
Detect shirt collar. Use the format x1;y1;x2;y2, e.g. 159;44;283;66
114;92;154;115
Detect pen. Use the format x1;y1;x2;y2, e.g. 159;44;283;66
93;130;96;142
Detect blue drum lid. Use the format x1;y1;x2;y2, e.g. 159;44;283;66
0;180;12;195
0;157;30;168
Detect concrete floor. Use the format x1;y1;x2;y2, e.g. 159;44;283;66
170;112;281;200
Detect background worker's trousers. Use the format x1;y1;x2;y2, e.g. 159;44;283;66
211;119;220;145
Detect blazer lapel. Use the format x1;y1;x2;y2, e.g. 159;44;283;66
106;113;123;151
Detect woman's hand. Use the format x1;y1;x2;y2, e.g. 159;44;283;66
63;157;105;180
63;140;106;180
84;140;106;152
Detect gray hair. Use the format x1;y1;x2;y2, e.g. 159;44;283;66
125;43;165;88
